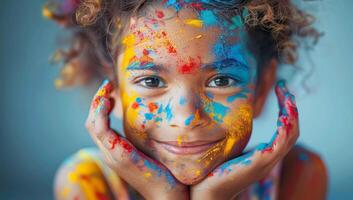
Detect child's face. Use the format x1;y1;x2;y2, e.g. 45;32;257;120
115;5;257;184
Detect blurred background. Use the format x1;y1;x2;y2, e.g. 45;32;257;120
1;0;352;199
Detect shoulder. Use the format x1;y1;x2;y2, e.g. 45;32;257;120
278;145;328;200
54;147;131;200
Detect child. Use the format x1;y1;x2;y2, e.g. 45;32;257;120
44;0;327;199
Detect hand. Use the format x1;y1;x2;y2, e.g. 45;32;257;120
190;80;299;200
85;80;189;200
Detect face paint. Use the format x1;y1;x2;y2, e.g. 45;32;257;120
115;2;258;184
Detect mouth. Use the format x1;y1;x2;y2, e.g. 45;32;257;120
152;138;224;155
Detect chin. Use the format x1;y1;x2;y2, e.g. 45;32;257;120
166;161;213;185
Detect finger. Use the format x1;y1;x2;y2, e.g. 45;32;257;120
85;81;115;151
209;80;299;177
85;80;179;193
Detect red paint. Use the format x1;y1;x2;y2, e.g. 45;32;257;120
167;44;177;54
79;174;91;181
208;172;214;177
92;97;100;109
109;135;120;150
148;102;158;112
178;57;200;74
120;140;133;153
132;102;139;109
95;191;109;200
189;3;204;10
281;115;292;133
108;134;133;153
262;146;274;154
143;49;149;55
141;124;145;129
155;10;165;19
286;99;298;119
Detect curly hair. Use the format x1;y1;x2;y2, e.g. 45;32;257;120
43;0;320;88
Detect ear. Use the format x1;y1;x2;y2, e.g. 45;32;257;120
253;58;277;118
110;85;123;119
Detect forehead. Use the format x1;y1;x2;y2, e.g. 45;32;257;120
117;3;255;72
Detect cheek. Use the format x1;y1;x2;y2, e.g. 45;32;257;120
122;96;171;132
222;102;253;155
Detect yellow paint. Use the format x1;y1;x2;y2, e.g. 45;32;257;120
195;169;201;176
184;19;203;28
199;103;253;164
42;6;53;19
144;172;152;178
177;135;182;146
223;137;236;156
195;34;203;39
68;160;110;200
222;104;253;156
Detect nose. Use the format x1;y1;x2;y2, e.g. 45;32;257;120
167;89;210;129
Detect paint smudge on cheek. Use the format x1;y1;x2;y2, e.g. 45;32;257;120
223;104;253;156
203;99;230;123
199;104;253;165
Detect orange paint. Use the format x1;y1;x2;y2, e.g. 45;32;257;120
148;102;158;112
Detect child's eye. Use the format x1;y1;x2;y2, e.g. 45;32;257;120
136;76;167;88
207;75;238;88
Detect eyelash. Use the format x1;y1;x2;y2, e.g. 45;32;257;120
134;74;240;89
135;76;167;89
206;74;240;88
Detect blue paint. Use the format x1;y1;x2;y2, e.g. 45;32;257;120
185;114;195;126
144;113;154;120
242;7;249;19
179;96;186;105
204;101;230;123
157;105;163;114
206;92;214;99
164;102;173;122
227;88;250;103
155;117;162;122
127;62;156;70
218;149;254;173
299;152;310;161
253;178;273;200
229;15;243;30
163;0;181;11
200;10;218;27
143;160;163;176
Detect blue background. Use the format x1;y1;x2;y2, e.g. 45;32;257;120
1;0;352;199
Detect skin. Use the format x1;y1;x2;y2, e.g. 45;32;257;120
113;5;257;185
83;4;300;199
54;3;327;200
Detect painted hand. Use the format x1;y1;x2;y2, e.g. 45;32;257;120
190;80;299;200
85;80;189;200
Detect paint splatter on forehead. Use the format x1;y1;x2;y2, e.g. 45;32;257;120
119;0;256;81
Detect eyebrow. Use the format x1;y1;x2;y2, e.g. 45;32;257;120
126;61;167;72
126;58;248;72
201;58;249;71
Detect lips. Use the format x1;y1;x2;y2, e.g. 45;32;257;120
152;139;223;155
